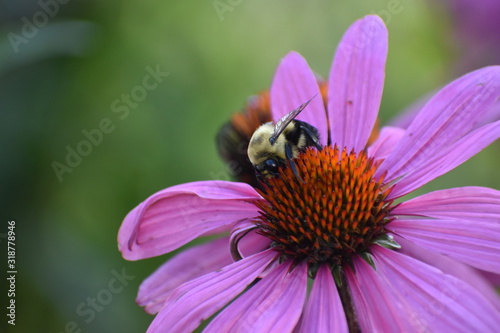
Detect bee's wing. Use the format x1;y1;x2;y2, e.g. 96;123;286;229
269;95;316;144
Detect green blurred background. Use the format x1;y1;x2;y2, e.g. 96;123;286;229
1;1;499;332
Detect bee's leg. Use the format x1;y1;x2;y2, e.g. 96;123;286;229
285;143;305;183
300;125;323;151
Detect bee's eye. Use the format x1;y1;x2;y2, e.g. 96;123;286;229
263;158;278;171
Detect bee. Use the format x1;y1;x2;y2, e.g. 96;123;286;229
247;96;322;179
216;92;273;188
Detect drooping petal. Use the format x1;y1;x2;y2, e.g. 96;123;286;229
367;126;405;161
388;120;500;198
297;264;348;333
204;261;307;333
388;218;500;273
346;255;417;332
372;246;500;331
147;249;276;333
393;235;500;312
328;15;388;151
393;186;500;222
270;51;328;145
118;180;262;260
378;66;500;183
137;237;233;314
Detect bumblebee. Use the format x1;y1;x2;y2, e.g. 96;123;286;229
247;97;322;179
216;92;273;188
216;85;328;186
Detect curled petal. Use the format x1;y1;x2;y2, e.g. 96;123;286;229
328;15;388;151
230;220;271;260
118;181;262;260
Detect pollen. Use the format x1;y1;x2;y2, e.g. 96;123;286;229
254;145;395;268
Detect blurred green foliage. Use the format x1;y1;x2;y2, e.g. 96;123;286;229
0;1;498;332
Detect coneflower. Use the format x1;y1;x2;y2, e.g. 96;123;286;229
119;15;500;332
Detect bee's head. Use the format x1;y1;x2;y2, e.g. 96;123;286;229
254;157;282;178
247;123;288;178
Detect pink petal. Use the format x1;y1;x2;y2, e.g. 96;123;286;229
378;66;500;183
230;220;271;259
367;126;405;161
297;264;348;333
137;237;233;314
204;261;307;333
390;84;500;129
388;119;500;198
479;100;500;127
388;89;438;129
393;235;500;312
388;218;500;273
147;249;276;333
270;51;328;145
480;270;500;287
118;180;262;260
346;255;417;332
393;186;500;222
372;246;500;331
328;15;388;151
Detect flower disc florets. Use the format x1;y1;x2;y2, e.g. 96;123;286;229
255;145;395;268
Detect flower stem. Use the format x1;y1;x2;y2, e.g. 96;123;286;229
337;272;360;333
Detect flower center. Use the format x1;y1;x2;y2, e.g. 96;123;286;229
254;145;395;269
